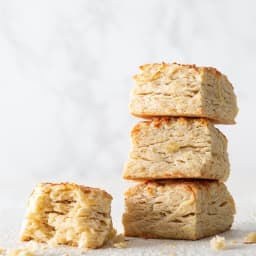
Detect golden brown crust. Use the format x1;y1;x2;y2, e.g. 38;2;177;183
134;62;224;83
171;62;222;77
131;117;227;142
123;174;218;181
130;112;236;125
38;182;112;199
131;117;211;135
131;117;227;143
125;179;219;197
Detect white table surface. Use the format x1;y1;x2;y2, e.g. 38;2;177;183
0;177;255;256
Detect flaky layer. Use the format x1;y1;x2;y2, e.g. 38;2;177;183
123;117;229;181
123;180;235;240
20;183;115;249
130;62;238;124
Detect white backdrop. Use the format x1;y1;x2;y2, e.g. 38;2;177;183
0;0;255;218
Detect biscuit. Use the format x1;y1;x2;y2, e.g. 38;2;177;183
123;117;229;181
123;180;235;240
20;183;115;249
130;62;238;124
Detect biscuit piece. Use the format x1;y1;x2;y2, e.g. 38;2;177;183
6;247;36;256
20;183;115;249
244;232;256;244
210;236;226;251
123;180;235;240
124;117;229;181
130;62;238;124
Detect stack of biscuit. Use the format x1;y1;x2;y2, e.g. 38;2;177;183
122;62;238;240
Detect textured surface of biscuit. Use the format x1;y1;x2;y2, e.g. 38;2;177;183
123;180;235;240
124;117;229;181
20;183;115;249
130;62;238;124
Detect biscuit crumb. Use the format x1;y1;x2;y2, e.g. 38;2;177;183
0;247;6;255
244;232;256;244
3;243;39;256
111;234;128;249
113;242;128;249
6;247;35;256
210;235;226;251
